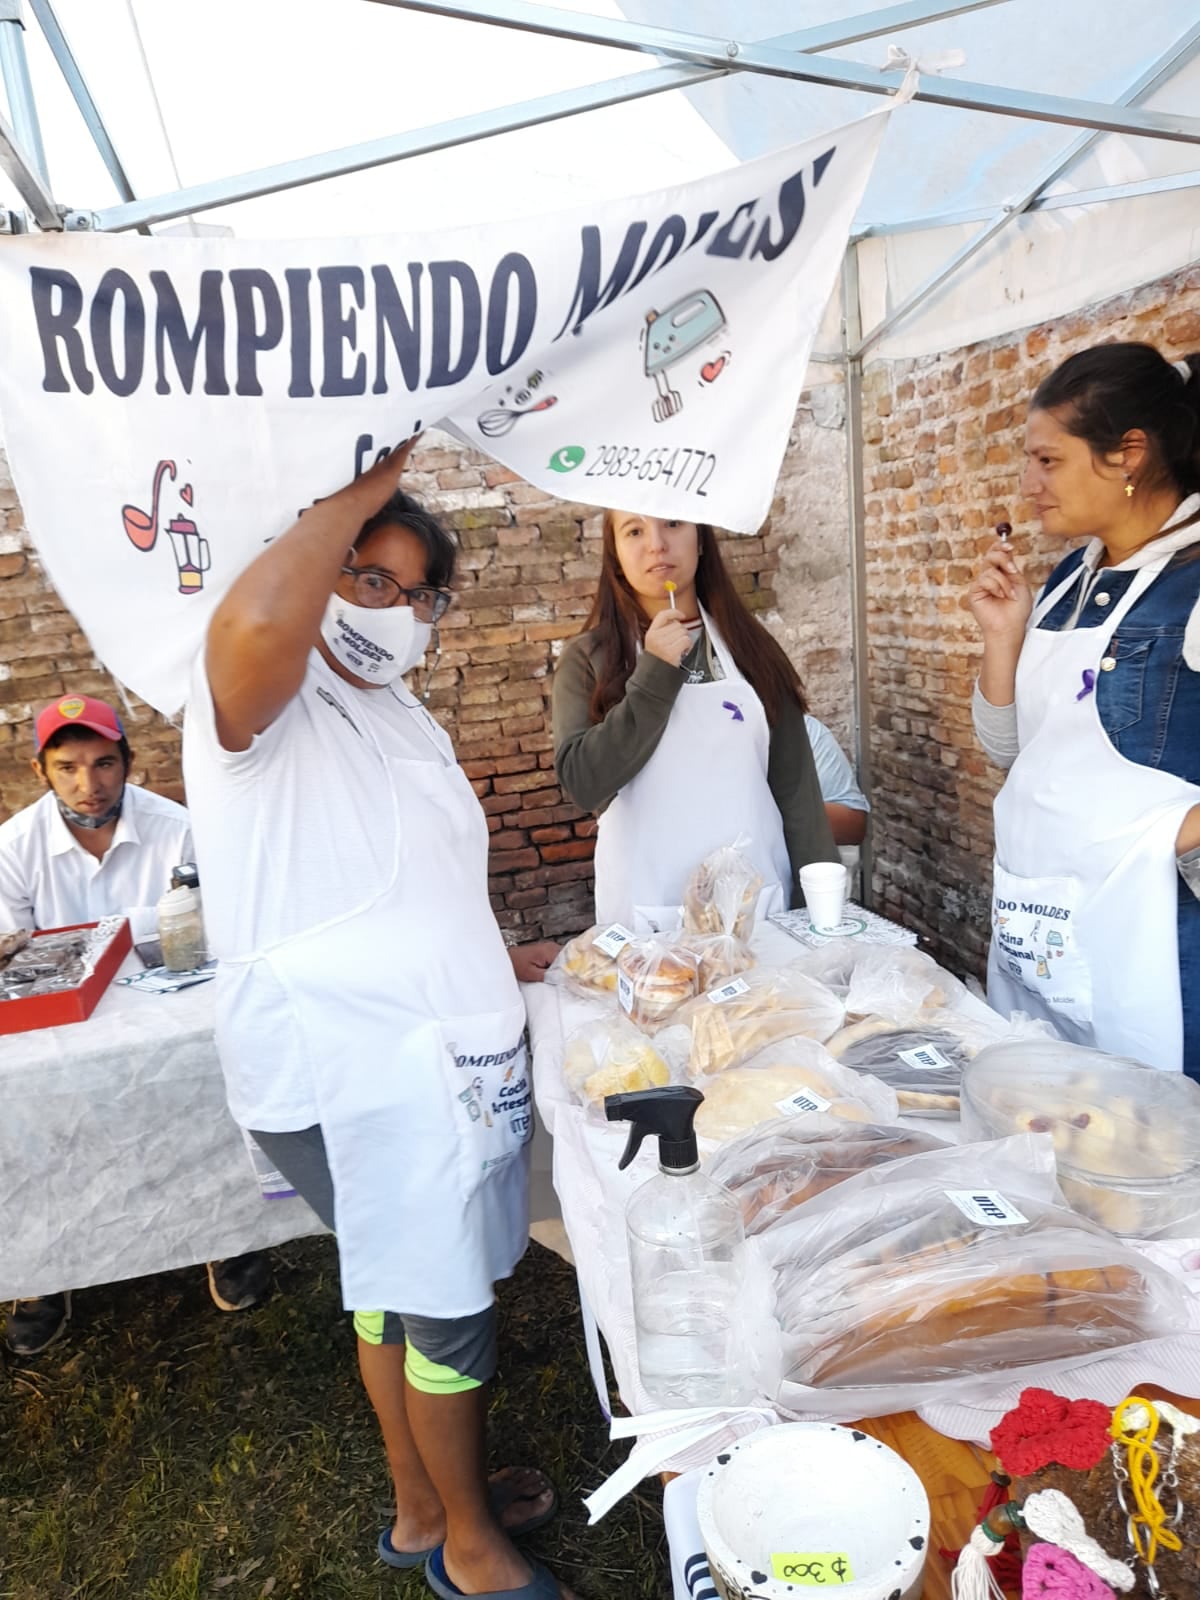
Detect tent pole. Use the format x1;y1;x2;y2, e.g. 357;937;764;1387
27;0;138;205
0;0;48;186
841;242;875;910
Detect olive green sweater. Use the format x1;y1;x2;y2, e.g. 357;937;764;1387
552;627;840;907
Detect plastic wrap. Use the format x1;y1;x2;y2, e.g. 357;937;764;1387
761;1134;1193;1390
693;1037;898;1143
678;965;846;1078
562;1015;677;1109
961;1038;1200;1239
683;840;764;941
708;1119;950;1235
681;931;756;992
825;1020;970;1116
549;922;632;999
616;937;698;1032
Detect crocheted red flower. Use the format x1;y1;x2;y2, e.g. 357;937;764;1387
990;1388;1113;1476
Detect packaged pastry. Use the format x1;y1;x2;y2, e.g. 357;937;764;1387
708;1120;950;1234
562;1015;673;1108
681;931;756;992
678;965;846;1078
683;842;764;941
763;1134;1193;1389
551;922;633;998
824;1020;971;1117
961;1038;1200;1238
616;938;698;1032
692;1037;898;1143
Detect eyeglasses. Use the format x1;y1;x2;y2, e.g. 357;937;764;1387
340;565;453;623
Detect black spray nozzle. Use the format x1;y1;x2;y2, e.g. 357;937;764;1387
605;1085;704;1173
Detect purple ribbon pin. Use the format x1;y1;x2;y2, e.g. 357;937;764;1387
722;700;745;722
1077;669;1096;701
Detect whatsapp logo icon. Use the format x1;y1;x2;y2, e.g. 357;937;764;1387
548;445;585;473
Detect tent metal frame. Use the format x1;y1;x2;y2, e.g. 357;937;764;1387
3;0;1200;898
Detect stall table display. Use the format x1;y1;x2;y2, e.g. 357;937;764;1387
0;952;325;1300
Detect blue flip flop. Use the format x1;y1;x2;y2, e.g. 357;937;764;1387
378;1526;438;1569
378;1469;558;1568
424;1547;561;1600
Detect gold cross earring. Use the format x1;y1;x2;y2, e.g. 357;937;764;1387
1124;474;1134;499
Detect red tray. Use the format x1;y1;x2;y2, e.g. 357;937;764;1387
0;919;132;1034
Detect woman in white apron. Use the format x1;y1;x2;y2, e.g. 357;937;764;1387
552;511;840;930
183;442;571;1600
969;342;1200;1074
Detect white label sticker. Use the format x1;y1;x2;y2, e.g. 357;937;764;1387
775;1089;833;1117
707;977;751;1004
593;923;633;960
898;1043;953;1072
945;1189;1029;1227
617;970;634;1015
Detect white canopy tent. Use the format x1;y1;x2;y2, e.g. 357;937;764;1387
1;0;1198;881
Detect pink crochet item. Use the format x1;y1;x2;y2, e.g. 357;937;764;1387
1022;1543;1116;1600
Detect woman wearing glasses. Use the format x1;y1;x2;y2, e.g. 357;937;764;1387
183;442;570;1600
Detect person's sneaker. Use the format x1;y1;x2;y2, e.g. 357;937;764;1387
206;1253;270;1313
6;1292;72;1355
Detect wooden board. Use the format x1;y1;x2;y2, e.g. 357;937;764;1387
854;1387;1200;1599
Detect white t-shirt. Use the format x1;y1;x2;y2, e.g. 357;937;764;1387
0;784;192;939
182;647;453;1129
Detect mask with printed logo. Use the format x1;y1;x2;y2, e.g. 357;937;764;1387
319;596;431;685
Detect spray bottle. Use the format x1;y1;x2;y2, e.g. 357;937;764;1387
606;1086;751;1408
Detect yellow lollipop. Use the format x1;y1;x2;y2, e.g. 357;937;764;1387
665;580;677;610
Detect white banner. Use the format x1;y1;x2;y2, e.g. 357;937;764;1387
0;113;886;714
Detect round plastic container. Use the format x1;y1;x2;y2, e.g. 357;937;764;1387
961;1038;1200;1239
157;885;208;973
696;1422;928;1600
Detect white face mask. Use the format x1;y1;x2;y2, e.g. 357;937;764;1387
319;596;432;685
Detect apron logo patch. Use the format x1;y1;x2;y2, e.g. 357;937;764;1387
721;699;745;722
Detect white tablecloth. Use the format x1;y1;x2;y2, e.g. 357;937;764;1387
0;954;325;1299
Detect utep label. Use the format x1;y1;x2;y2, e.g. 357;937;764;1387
945;1189;1028;1228
770;1552;853;1585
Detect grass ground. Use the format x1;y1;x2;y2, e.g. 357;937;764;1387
0;1239;665;1600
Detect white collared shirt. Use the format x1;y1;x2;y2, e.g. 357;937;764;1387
0;784;193;939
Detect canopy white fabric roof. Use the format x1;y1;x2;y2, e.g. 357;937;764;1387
1;0;1197;364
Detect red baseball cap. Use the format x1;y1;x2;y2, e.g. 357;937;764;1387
35;695;125;755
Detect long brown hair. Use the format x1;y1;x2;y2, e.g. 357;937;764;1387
584;512;808;726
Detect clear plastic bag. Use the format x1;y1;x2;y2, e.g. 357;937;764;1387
679;965;846;1078
707;1119;950;1234
683;839;764;941
562;1014;678;1109
549;922;632;999
762;1133;1193;1391
824;1021;971;1117
681;931;756;993
616;937;699;1033
692;1036;898;1143
961;1037;1200;1239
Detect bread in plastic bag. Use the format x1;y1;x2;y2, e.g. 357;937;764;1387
825;1020;971;1116
616;937;698;1032
562;1015;675;1108
550;922;632;998
707;1119;950;1234
762;1133;1193;1390
679;965;846;1078
683;840;764;941
681;930;756;992
961;1037;1200;1239
692;1037;898;1143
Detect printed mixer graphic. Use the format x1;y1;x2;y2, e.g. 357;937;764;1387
122;460;211;594
641;289;729;423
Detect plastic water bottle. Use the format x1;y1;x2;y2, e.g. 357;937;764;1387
606;1086;750;1409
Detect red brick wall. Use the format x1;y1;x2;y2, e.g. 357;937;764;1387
861;263;1200;975
0;439;784;944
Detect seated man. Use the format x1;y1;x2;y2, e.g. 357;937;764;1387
0;694;268;1356
805;715;870;846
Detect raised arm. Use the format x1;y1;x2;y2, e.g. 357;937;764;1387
205;440;419;751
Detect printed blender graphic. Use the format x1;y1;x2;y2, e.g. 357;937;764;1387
641;289;728;422
122;460;211;593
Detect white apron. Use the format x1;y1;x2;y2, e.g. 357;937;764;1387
988;556;1200;1070
236;688;530;1316
593;609;792;929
